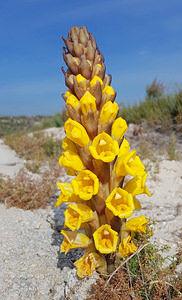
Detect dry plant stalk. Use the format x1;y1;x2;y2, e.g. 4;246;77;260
55;26;151;277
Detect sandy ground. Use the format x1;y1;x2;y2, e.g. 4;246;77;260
0;127;182;299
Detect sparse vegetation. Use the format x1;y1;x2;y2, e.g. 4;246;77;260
0;167;61;210
87;224;182;300
119;81;182;131
3;132;62;173
0;112;65;137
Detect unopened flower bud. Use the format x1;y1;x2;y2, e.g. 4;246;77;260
80;91;96;114
79;26;89;46
64;118;90;147
66;94;80;110
111;117;128;140
100;101;119;123
90;75;103;87
73;40;84;57
76;74;89;90
79;55;92;79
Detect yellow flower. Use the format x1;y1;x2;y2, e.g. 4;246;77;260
59;150;84;172
74;252;106;278
60;230;90;254
64;203;93;231
64;118;90;148
90;75;103;86
64;90;72;99
71;170;99;200
89;132;119;162
118;236;137;258
66;94;80;109
114;150;145;177
62;136;78;153
80;91;96;114
105;187;135;219
76;74;88;89
125;215;149;233
99;101;119;123
102;85;115;96
118;138;130;157
54;183;79;207
93;224;118;254
124;172;151;197
111;117;128;140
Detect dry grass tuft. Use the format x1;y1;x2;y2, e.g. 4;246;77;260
0;165;62;210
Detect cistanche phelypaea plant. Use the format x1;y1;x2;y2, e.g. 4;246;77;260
55;26;151;278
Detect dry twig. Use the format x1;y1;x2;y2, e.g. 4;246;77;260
105;243;149;286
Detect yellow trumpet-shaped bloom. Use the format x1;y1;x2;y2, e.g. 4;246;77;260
64;203;93;231
64;118;90;147
74;252;106;278
66;94;80;109
111;117;128;140
124;172;151;197
125;215;149;233
114;150;145;177
105;187;135;219
90;75;103;86
54;183;80;207
118;236;137;258
93;224;118;254
60;230;90;254
62;136;78;153
59;150;84;172
71;170;99;200
89;132;119;162
80;91;96;114
118;138;130;157
100;101;119;123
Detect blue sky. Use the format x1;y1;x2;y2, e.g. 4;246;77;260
0;0;182;116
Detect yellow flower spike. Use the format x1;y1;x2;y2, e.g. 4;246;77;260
124;172;151;197
64;118;90;147
90;75;103;86
59;150;84;172
60;230;90;254
125;215;149;233
93;224;118;254
80;91;96;114
111;117;128;140
114;150;145;177
74;252;106;278
105;187;135;219
100;101;119;123
118;236;137;258
89;132;119;162
64;203;93;231
62;136;78;153
118;138;130;157
66;94;80;109
71;170;99;200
